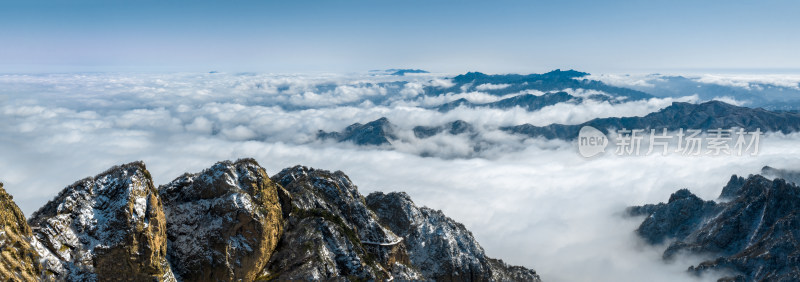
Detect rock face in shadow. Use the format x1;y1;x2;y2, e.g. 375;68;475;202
0;183;41;281
159;159;289;281
629;173;800;281
27;162;174;281
262;165;418;281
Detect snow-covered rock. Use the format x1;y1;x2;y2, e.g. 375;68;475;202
2;161;540;281
367;191;541;282
630;173;800;281
263;165;417;281
28;161;174;281
263;166;540;281
159;159;290;281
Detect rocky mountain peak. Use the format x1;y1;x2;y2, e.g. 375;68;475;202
28;161;174;281
719;174;747;199
667;188;697;203
159;158;289;281
366;191;541;281
317;117;397;146
630;172;800;281
2;161;540;281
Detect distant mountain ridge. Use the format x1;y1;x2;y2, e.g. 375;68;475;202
427;69;653;100
317;117;396;146
502;100;800;140
0;160;539;281
434;91;582;112
609;74;800;111
368;68;429;76
317;101;800;151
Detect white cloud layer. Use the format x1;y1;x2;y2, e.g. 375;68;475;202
475;83;511;90
1;72;799;281
585;73;800;90
695;74;800;90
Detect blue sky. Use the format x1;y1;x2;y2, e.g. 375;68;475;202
1;0;798;73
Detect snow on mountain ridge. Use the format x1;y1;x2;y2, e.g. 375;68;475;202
28;161;174;281
2;160;539;281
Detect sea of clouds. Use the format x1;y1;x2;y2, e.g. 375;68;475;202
2;72;799;281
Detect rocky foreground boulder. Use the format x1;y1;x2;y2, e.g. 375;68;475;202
0;160;540;281
629;171;800;281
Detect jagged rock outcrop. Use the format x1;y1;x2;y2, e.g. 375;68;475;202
27;162;174;281
263;166;540;281
262;165;417;280
628;189;719;246
367;191;541;282
629;173;800;281
504;100;800;140
159;159;289;281
2;161;539;281
317;117;396;146
0;183;41;281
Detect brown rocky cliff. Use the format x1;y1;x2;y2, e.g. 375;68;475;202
0;182;41;281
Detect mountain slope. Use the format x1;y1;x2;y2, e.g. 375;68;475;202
629;173;800;281
367;191;541;281
262;165;420;280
